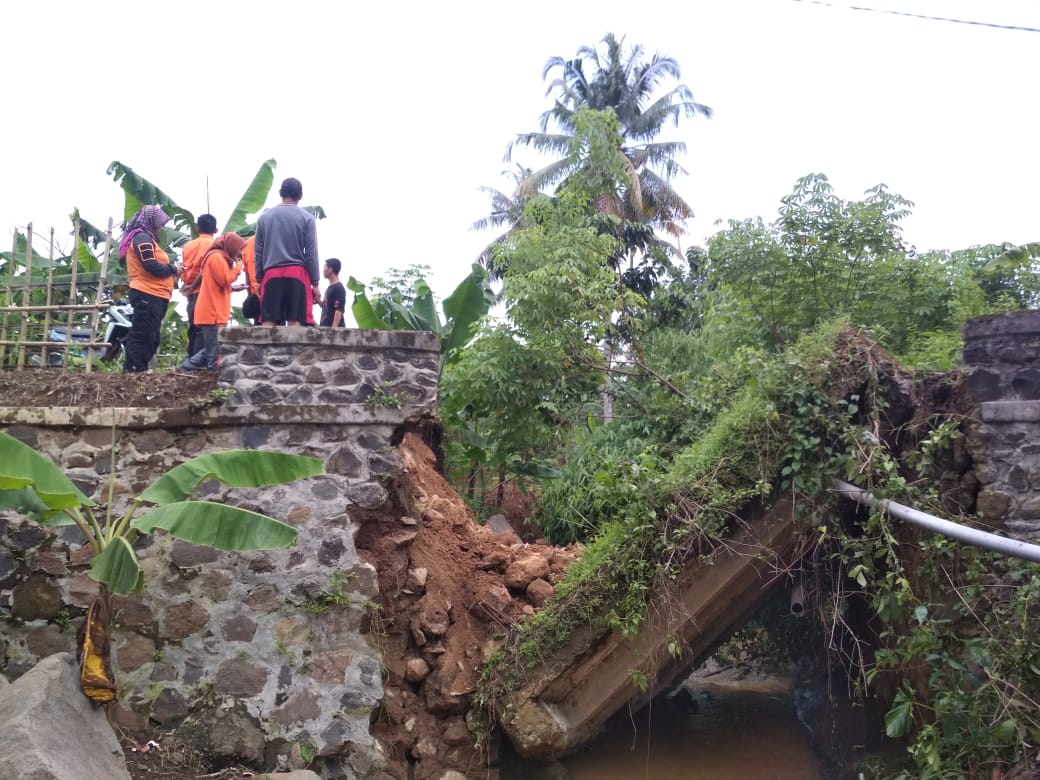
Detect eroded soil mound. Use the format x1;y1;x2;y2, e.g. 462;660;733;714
355;432;579;779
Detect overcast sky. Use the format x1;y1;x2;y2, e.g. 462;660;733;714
2;0;1037;316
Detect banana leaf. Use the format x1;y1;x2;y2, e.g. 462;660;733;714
348;277;391;329
0;231;53;278
224;159;277;235
407;279;442;335
440;263;495;359
130;501;298;550
986;241;1040;273
90;537;143;594
138;450;324;505
106;161;196;234
0;431;94;510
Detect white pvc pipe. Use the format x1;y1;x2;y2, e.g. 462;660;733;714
832;479;1040;564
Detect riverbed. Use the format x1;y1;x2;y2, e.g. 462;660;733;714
502;675;828;779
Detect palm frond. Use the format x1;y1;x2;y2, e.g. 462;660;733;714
517;158;576;197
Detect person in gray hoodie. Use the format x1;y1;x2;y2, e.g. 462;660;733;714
254;177;320;325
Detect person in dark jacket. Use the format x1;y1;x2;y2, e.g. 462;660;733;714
119;205;180;372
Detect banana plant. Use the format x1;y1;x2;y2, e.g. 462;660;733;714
107;158;327;244
348;263;495;374
0;430;324;701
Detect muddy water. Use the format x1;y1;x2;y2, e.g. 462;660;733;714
506;677;823;780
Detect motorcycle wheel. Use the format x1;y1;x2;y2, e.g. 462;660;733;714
101;342;123;363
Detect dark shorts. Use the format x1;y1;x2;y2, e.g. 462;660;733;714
260;277;310;324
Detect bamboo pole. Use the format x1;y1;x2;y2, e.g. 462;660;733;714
0;339;111;348
0;303;108;313
64;225;81;368
0;229;15;367
41;228;56;368
16;223;32;369
89;218;115;372
83;221;104;372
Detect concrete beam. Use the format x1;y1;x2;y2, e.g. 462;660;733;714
498;496;800;760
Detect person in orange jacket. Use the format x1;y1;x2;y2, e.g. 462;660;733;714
240;234;261;324
177;233;246;371
119;205;180;373
180;214;218;356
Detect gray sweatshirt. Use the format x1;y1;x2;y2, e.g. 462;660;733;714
254;204;319;283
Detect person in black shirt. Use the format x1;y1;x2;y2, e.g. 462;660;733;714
320;257;347;328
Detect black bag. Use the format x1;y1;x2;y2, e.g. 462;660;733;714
242;293;261;322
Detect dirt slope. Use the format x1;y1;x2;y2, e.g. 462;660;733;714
355;432;578;779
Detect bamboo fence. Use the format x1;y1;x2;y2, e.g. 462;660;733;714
0;220;114;372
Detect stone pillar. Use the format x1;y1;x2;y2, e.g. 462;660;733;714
963;310;1040;540
0;326;441;778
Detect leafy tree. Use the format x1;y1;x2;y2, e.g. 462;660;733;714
506;33;712;236
366;264;434;305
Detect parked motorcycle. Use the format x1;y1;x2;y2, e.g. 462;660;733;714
98;298;133;362
31;298;134;366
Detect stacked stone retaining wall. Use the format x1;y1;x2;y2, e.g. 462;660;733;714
0;326;440;778
963;310;1040;540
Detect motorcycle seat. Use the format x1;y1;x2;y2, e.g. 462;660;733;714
49;327;95;340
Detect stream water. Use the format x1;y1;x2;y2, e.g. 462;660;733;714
502;676;833;780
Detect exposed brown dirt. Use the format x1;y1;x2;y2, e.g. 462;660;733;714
354;431;578;779
0;369;218;408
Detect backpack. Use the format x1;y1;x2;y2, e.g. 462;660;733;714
181;250;216;296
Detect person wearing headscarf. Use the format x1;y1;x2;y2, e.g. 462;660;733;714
120;205;180;372
177;233;246;371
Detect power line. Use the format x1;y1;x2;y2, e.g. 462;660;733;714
792;0;1040;33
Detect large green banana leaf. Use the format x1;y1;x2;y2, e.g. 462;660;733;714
90;537;144;594
138;450;324;505
106;161;196;234
131;501;297;551
0;431;94;510
408;279;442;335
440;264;495;360
224;159;277;235
348;277;391;329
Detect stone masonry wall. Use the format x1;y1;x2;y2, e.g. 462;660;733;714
963;310;1040;540
0;326;440;778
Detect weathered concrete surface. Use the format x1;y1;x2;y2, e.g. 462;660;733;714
498;496;799;759
0;652;131;780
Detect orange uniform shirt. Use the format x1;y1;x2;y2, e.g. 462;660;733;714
241;235;259;295
194;252;244;326
180;233;215;289
126;240;176;300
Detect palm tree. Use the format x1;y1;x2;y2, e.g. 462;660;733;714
505;33;712;233
469;165;534;281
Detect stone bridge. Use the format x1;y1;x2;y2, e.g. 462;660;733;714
1;311;1038;773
